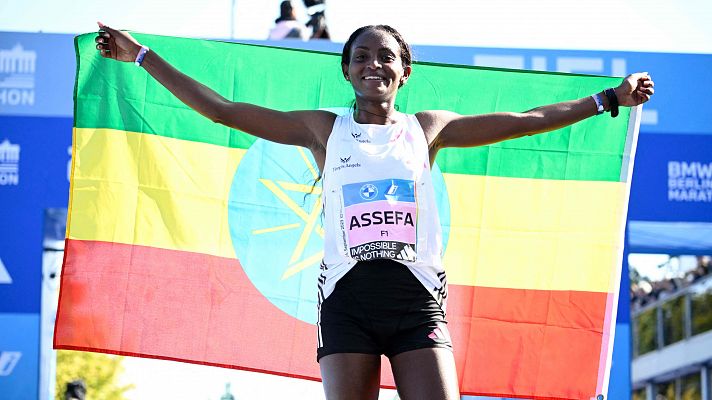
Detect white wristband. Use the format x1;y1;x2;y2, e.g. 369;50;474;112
591;93;604;115
134;46;149;67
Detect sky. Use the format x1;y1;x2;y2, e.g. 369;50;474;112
0;0;711;53
2;0;711;399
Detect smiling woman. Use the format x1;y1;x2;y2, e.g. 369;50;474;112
92;21;653;400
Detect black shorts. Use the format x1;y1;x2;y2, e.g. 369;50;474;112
317;259;452;361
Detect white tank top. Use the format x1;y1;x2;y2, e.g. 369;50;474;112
319;111;447;309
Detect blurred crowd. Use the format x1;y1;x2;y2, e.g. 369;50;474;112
268;1;330;41
631;256;711;310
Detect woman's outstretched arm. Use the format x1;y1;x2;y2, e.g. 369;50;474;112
419;73;654;151
95;23;333;149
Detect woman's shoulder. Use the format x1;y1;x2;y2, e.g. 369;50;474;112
414;110;459;130
307;109;339;149
414;110;460;122
413;110;462;147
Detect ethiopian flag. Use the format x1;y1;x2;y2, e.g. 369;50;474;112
55;32;640;400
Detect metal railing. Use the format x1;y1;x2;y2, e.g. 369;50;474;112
633;274;712;357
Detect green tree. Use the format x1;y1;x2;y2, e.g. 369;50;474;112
55;350;134;400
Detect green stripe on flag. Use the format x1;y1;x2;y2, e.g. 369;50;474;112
74;33;630;181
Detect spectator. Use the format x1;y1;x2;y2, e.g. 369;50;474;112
630;255;712;309
269;1;308;40
691;255;710;282
307;11;330;39
64;380;86;400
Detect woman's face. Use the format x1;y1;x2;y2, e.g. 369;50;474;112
343;29;411;102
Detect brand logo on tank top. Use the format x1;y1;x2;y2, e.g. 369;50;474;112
359;183;378;200
351;131;371;144
332;154;361;173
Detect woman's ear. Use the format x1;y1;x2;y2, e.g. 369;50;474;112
342;64;350;81
399;65;412;87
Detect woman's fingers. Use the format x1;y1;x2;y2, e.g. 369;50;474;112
95;33;112;57
636;77;654;101
639;86;654;96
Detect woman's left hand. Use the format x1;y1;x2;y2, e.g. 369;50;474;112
614;72;655;107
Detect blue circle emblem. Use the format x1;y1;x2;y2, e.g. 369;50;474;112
228;139;451;324
360;184;378;200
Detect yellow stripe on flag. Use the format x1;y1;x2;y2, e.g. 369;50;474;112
442;174;626;293
69;128;624;293
69;128;244;259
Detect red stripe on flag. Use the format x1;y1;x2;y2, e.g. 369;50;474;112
448;285;607;399
54;239;321;380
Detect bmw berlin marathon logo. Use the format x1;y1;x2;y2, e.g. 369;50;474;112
228;139;451;324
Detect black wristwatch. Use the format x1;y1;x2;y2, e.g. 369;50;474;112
604;88;619;118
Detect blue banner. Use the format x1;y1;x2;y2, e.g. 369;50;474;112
629;133;712;223
0;115;71;313
0;32;75;118
0;313;39;400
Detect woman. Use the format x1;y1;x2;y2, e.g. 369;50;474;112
95;22;653;400
268;1;309;40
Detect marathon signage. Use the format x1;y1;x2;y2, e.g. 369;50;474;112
0;116;72;315
668;161;712;202
629;133;712;222
0;139;20;186
0;44;36;107
0;32;75;117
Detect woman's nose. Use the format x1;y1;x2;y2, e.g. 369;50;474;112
367;58;381;69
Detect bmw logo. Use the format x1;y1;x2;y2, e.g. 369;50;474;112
360;184;378;200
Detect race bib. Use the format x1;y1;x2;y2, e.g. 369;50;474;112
342;178;417;262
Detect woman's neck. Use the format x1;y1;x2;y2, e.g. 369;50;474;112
353;100;398;125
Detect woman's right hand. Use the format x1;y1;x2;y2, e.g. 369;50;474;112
95;21;142;63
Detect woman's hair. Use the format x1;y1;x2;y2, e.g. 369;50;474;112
275;1;295;23
341;25;413;78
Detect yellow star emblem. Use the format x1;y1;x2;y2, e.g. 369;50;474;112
250;147;324;280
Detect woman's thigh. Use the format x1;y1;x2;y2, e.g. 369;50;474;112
320;353;382;400
390;347;460;400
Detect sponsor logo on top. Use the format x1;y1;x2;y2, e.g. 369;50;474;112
668;161;712;203
351;131;371;143
332;154;361;173
0;43;36;107
0;351;21;376
359;184;378;200
0;139;20;186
